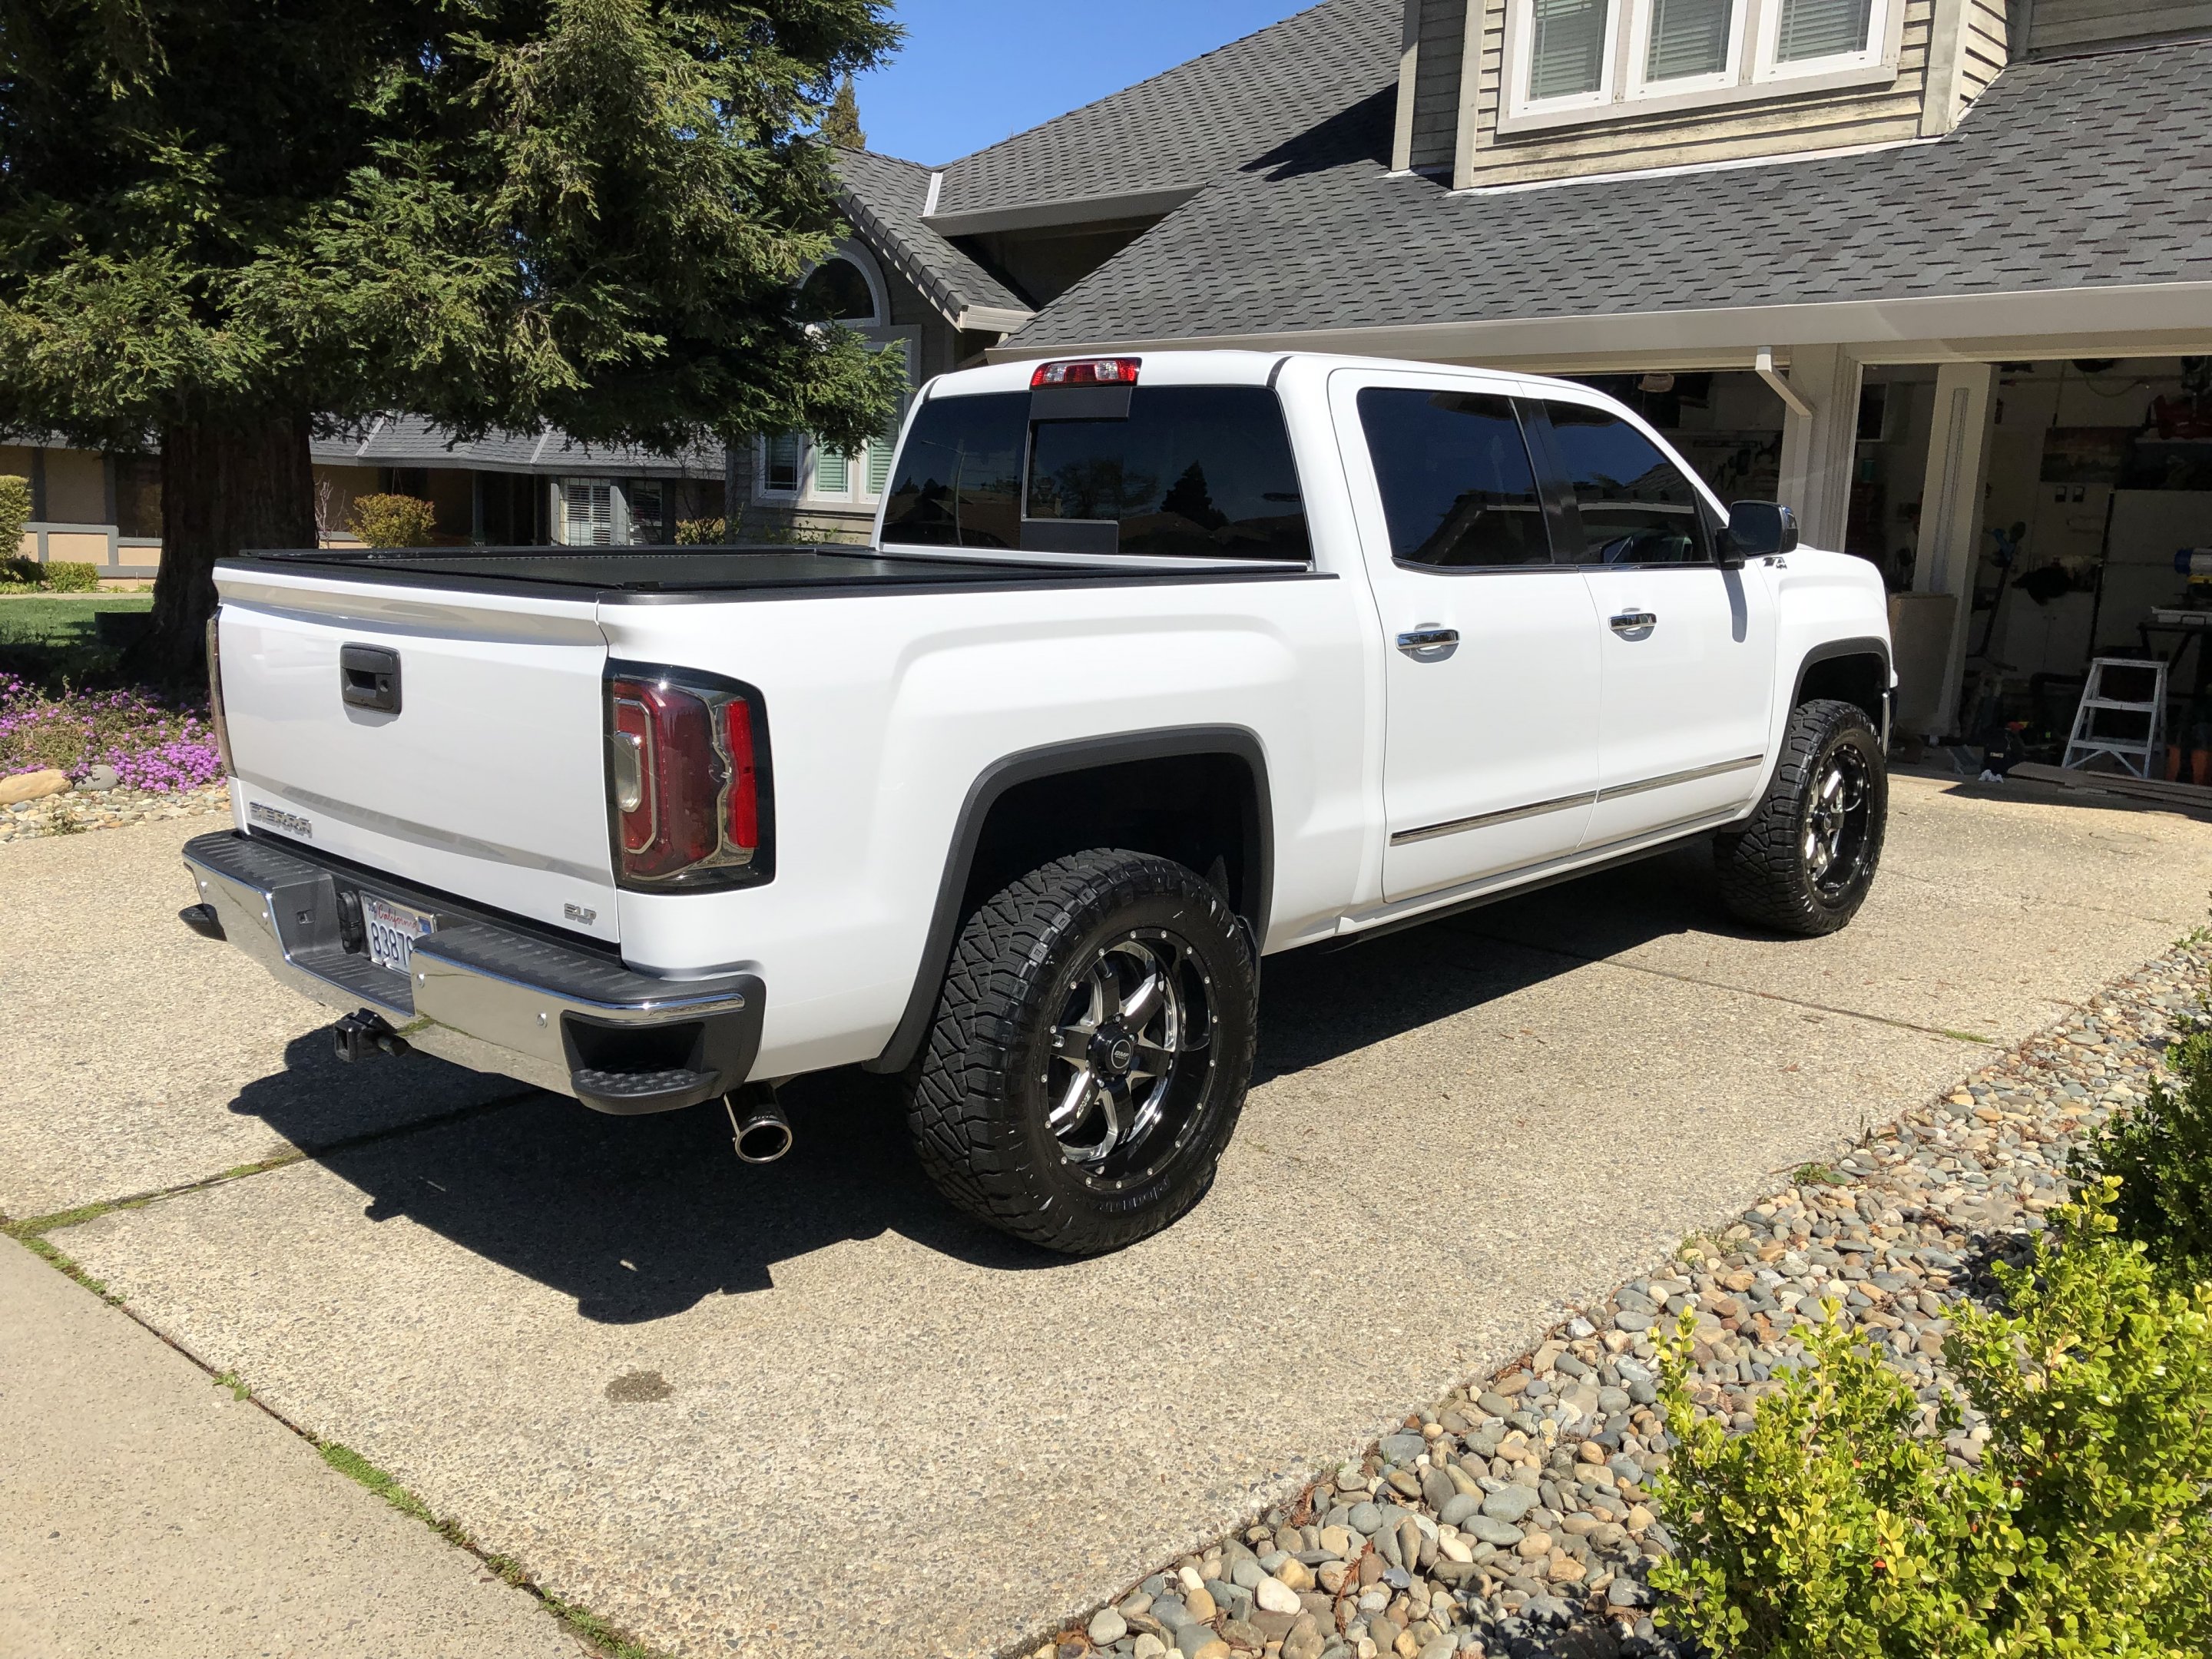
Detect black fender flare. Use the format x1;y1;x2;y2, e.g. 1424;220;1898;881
864;725;1273;1075
1790;635;1893;747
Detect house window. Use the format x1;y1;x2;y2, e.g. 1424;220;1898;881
626;480;665;544
754;335;912;510
1505;0;1895;128
560;480;614;545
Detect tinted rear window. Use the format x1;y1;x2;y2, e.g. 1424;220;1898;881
877;392;1027;550
880;385;1309;561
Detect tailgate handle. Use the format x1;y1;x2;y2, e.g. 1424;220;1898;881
339;644;402;714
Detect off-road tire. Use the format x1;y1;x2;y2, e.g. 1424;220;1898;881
1714;697;1887;936
905;849;1257;1254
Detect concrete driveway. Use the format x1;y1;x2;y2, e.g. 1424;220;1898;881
6;774;2210;1657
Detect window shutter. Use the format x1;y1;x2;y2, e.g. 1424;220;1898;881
814;448;849;495
1647;0;1732;78
1774;0;1873;60
1528;0;1611;99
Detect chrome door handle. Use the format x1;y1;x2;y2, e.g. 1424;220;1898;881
1396;627;1459;657
1609;610;1657;636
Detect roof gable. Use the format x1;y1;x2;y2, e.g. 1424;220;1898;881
927;0;1402;230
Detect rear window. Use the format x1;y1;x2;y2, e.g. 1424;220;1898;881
880;385;1309;562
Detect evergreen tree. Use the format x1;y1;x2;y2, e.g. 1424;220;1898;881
821;75;865;148
0;0;906;677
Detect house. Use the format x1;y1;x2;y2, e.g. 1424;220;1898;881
909;0;2212;749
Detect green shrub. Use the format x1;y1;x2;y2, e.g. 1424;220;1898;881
0;554;40;591
674;515;726;545
1942;1181;2212;1653
41;561;99;592
1651;1309;2008;1656
346;493;437;548
2076;1028;2212;1283
0;474;32;556
1652;1184;2212;1658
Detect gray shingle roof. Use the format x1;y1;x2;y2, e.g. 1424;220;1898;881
831;147;1032;325
311;416;723;478
930;0;1402;223
1010;41;2212;348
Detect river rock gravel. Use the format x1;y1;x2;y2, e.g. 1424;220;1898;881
0;779;229;842
1030;936;2209;1659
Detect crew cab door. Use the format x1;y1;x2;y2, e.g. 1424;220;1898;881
1528;396;1777;849
1333;371;1602;902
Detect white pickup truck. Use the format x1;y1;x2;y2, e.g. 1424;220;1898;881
182;350;1891;1254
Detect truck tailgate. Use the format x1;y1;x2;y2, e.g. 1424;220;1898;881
214;566;618;942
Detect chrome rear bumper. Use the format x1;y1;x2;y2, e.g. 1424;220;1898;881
180;830;760;1113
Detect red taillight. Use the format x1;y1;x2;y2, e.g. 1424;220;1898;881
606;673;766;888
1031;357;1141;389
722;697;759;852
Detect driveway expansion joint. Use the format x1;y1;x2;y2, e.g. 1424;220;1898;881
1458;930;1997;1045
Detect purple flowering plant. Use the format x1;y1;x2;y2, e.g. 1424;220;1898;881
0;671;223;793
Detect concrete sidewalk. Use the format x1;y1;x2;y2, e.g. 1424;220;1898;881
0;1236;581;1659
8;774;2212;1657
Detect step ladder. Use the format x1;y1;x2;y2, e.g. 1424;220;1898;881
2062;657;2167;779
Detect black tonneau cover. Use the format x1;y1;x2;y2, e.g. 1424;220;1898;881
221;544;1318;604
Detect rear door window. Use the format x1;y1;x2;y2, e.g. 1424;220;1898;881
880;384;1309;561
1543;402;1713;566
1356;387;1554;568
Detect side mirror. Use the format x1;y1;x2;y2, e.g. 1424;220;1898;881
1724;501;1799;565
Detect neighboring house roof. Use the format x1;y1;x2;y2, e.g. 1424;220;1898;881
310;415;723;478
926;0;1401;232
1006;41;2212;357
831;147;1034;331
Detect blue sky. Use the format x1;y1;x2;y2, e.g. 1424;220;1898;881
853;1;1313;167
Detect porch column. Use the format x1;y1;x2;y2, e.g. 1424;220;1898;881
1911;362;1997;738
1773;344;1861;552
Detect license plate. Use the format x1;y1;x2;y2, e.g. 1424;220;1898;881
362;895;436;975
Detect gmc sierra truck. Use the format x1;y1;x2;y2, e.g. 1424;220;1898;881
180;350;1892;1255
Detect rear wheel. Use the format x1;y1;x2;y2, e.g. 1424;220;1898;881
1714;698;1887;936
905;849;1257;1254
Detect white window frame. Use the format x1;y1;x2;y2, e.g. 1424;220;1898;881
1623;0;1753;101
1500;0;1902;134
1750;0;1891;84
1503;0;1626;124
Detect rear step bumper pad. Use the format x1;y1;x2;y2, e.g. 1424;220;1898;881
180;830;761;1114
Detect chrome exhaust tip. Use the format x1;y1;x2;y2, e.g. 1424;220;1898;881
724;1084;791;1164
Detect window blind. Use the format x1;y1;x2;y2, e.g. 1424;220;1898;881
814;448;849;495
1528;0;1611;98
865;428;896;497
561;481;612;546
1774;0;1872;60
1647;0;1732;79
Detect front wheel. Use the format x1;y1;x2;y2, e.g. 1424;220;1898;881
904;849;1257;1255
1714;697;1887;936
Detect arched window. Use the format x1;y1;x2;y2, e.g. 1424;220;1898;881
798;257;880;325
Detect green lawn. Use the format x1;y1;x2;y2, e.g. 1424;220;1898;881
0;592;154;651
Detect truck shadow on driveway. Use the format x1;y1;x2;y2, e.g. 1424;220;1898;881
235;846;1747;1321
